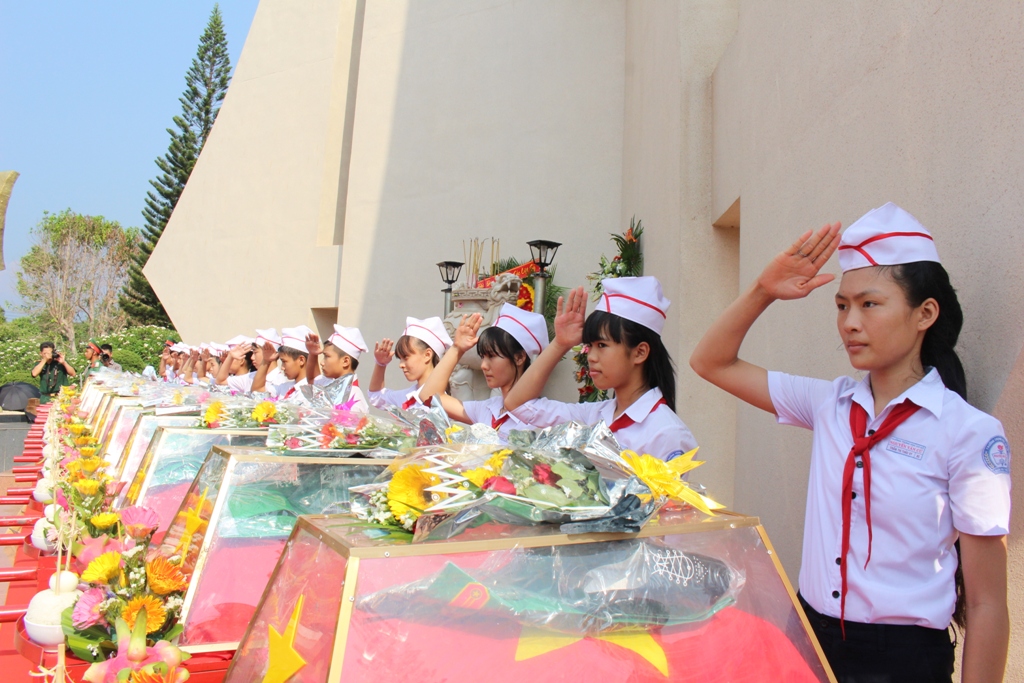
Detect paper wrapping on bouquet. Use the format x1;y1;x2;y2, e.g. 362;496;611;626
359;539;742;633
197;396;323;430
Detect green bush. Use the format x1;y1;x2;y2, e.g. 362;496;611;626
112;349;145;373
93;326;179;369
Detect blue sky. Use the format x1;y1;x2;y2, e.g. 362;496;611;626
0;1;259;315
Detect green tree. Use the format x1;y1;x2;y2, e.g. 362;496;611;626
16;210;140;355
120;5;232;326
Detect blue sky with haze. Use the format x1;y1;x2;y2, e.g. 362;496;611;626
0;1;259;315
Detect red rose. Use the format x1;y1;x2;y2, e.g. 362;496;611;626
483;476;516;495
532;463;560;486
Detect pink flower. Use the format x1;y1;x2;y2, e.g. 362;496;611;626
345;433;359;445
197;391;211;403
483;476;516;495
119;506;160;539
72;587;108;629
284;437;301;450
331;410;362;427
532;463;560;487
55;487;69;511
77;534;131;568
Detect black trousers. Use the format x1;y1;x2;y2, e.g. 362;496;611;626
799;594;954;683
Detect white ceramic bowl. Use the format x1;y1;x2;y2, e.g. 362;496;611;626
23;617;66;646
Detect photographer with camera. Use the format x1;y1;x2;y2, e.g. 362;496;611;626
31;341;77;404
99;343;122;373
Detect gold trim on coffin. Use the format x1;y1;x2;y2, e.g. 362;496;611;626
122;427;268;506
175;447;394;653
302;508;759;559
756;525;839;683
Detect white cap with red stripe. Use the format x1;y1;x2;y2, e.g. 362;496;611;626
328;325;368;359
838;202;941;272
225;335;254;348
595;276;670;335
403;316;452;358
281;325;314;354
255;328;282;348
493;303;549;357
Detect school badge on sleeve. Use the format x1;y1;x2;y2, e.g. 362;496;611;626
982;436;1011;474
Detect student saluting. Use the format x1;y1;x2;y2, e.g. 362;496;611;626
690;203;1010;682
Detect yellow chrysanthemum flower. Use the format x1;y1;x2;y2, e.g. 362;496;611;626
90;512;120;529
146;556;189;595
486;449;512;472
75;436;96;446
122;595;167;634
462;467;494;489
68;424;86;436
251;401;277;424
74;479;102;496
388;464;445;519
78;446;98;458
82;551;122;584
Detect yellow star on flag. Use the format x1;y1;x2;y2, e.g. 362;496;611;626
262;594;307;683
515;626;669;676
173;486;210;566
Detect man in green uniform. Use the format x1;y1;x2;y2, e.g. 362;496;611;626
80;341;104;384
31;341;77;404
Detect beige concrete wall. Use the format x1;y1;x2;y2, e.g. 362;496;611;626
337;0;627;398
145;0;358;341
712;0;1024;673
622;0;739;506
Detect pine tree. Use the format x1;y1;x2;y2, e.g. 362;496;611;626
121;5;232;326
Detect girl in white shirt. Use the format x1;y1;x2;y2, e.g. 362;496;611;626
369;317;452;411
418;304;548;440
690;204;1010;682
504;277;697;462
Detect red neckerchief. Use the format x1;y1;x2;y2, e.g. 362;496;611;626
284;385;297;399
402;393;431;410
492;413;512;430
840;398;920;636
609;398;667;432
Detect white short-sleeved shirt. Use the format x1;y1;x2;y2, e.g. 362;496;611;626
768;368;1011;629
462;396;536;441
511;388;697;462
369;385;424;411
226;371;255;394
313;375;369;415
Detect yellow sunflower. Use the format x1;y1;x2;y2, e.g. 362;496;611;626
203;401;225;426
251;401;277;424
78;458;106;473
78;446;98;458
90;512;120;530
74;479;102;496
146;556;189;595
68;423;86;436
82;551;122;584
75;436;96;446
122;595;167;633
388;464;444;519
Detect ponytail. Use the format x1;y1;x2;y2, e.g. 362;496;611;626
886;262;966;399
582;310;677;412
885;261;967;629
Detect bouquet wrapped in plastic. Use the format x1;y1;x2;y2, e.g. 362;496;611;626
266;410;418;457
351;421;724;541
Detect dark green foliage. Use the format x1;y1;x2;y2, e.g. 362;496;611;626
121;5;232;326
111;349;145;373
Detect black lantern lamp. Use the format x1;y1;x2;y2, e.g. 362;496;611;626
437;261;464;316
527;240;561;314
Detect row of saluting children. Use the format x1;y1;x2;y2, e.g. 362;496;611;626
153;202;1007;683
